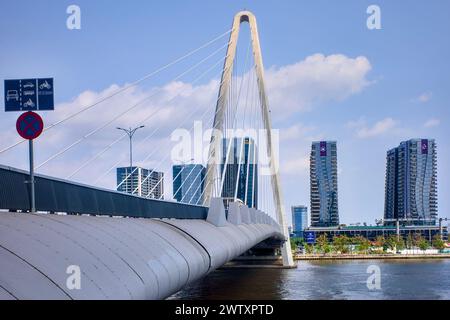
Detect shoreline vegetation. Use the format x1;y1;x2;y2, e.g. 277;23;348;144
290;233;449;261
295;253;450;260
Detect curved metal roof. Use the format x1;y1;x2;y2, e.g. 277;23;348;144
0;212;283;299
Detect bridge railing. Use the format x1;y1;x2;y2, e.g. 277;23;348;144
0;165;208;219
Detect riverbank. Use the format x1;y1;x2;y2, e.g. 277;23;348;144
295;253;450;260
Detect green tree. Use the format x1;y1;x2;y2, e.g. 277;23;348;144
354;236;370;254
290;237;306;253
333;235;350;254
432;234;445;250
323;243;333;254
316;234;329;254
290;238;298;252
297;238;305;247
413;233;421;246
418;237;429;251
305;244;314;254
385;235;398;251
396;238;405;251
406;233;414;249
374;235;385;248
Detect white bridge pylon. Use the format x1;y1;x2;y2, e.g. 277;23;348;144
204;11;294;266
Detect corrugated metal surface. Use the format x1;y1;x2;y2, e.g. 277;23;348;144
0;212;284;300
0;165;207;219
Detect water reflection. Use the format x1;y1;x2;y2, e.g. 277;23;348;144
170;259;450;300
169;268;288;300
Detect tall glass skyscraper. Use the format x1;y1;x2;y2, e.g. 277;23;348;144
310;141;339;227
291;205;308;237
384;139;437;226
172;164;205;204
221;137;258;208
117;166;164;199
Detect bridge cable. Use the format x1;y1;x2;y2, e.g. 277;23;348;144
115;55;237;194
243;68;257;207
67;53;228;180
35;42;230;170
0;29;232;156
99;55;233;188
218;39;251;200
144;38;255;201
233;58;253;203
197;44;254;205
145;79;234;199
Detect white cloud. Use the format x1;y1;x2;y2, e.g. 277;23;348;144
281;156;309;175
424;118;440;128
280;124;316;141
266;53;372;116
0;53;372;198
413;91;433;103
350;117;398;138
346;116;366;129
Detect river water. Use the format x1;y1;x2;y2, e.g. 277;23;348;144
169;259;450;300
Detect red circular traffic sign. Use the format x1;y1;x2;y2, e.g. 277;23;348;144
16;111;44;140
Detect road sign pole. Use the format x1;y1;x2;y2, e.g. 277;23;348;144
15;111;44;213
29;139;36;213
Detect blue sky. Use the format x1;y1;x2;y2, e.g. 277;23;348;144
0;0;449;225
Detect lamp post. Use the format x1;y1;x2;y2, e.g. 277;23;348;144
117;125;144;195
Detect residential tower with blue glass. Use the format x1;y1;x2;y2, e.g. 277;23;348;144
310;141;339;227
384;139;437;226
221;137;258;208
291;205;308;237
172;164;206;204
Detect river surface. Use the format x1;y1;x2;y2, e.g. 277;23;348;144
169;259;450;300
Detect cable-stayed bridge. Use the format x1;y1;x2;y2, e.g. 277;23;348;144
0;11;294;300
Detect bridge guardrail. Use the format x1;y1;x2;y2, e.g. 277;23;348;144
0;165;208;219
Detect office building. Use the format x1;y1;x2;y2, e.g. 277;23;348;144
291;205;308;237
117;166;164;199
384;139;437;226
221;137;258;208
172;164;206;204
310;141;339;227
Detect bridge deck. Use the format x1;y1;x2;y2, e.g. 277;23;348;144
0;212;283;299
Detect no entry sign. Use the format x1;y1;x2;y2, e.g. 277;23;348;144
16;111;44;140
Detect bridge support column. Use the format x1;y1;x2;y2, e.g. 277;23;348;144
204;11;294;266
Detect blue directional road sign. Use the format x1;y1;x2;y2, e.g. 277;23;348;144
304;231;316;244
4;78;54;112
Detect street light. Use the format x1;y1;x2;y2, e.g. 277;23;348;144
117;125;145;195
